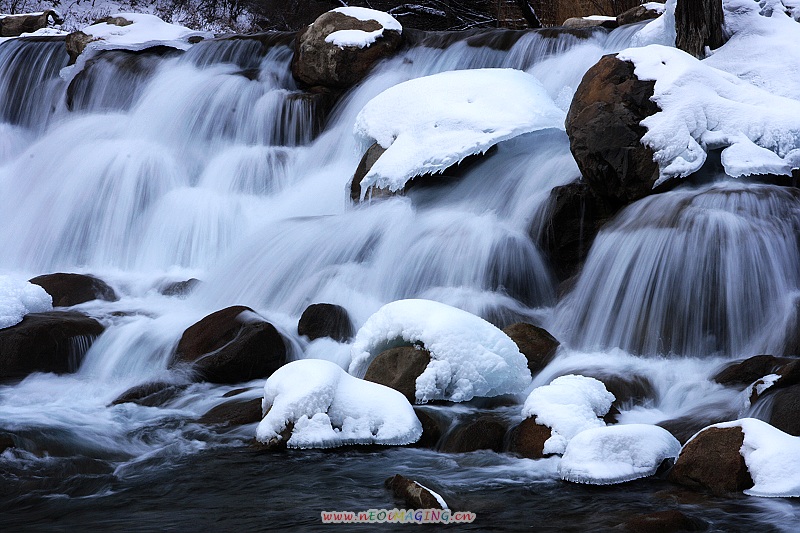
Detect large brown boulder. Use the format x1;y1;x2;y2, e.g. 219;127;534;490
29;273;118;307
385;474;446;509
297;303;354;342
0;312;105;380
507;417;552;459
291;9;402;89
565;54;661;207
364;346;430;403
173;306;287;384
502;323;559;376
668;426;753;494
0;10;62;37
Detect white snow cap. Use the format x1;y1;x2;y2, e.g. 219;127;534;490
255;359;422;449
81;13;210;52
620;0;800;185
354;68;565;196
694;418;800;498
522;375;615;455
325;7;402;49
559;424;681;485
0;275;53;330
348;299;531;403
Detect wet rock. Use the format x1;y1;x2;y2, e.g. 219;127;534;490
439;415;507;453
349;142;389;202
621;510;708;532
173;306;287;384
252;420;294;451
222;386;258;398
668;426;753;495
29;273;118;307
110;381;187;407
0;312;105;381
385;474;446;509
0;10;62;37
502;323;559;376
200;397;263;427
507;417;552;459
712;355;793;388
364;346;431;404
536;180;617;280
657;410;732;445
562;17;617;30
0;432;15;453
412;408;445;449
291;9;402;89
565;54;661;207
593;373;656;409
297;303;354;342
159;278;201;297
617;4;664;27
766;384;800;436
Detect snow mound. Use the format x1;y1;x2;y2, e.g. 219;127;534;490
348;299;531;403
620;0;800;184
703;418;800;498
559;424;681;485
353;68;565;196
81;13;210;53
255;359;422;448
522;375;615;455
0;275;53;330
325;7;401;49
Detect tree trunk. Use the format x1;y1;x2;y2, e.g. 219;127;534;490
516;0;542;28
675;0;725;58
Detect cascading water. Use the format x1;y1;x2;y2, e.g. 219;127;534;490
1;21;799;531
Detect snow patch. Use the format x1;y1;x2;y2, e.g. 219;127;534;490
348;299;531;403
0;275;53;330
325;7;401;49
702;418;800;498
354;68;565;196
559;424;681;484
522;375;615;455
255;359;421;448
81;13;209;53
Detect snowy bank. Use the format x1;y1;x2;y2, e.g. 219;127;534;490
255;359;422;448
0;275;53;329
559;424;681;484
522;375;615;455
325;7;401;49
353;68;565;195
620;0;800;184
349;299;531;403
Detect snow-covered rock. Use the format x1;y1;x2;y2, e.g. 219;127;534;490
0;275;53;330
353;68;565;196
325;7;401;49
348;299;531;403
620;0;800;184
255;359;422;448
701;418;800;498
559;424;681;484
522;375;615;455
75;13;209;54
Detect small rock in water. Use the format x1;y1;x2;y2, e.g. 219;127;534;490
0;433;15;453
29;273;118;307
110;381;188;407
364;346;431;403
297;303;354;342
507;417;552;459
668;426;753;495
439;415;506;453
412;407;445;449
200;397;263;427
385;474;447;509
159;278;201;297
621;510;708;532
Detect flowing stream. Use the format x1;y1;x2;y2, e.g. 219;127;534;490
1;23;799;531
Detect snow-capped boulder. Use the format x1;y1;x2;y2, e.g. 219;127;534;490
501;323;559;376
522;375;615;455
173;306;287;384
0;10;62;38
562;16;617;30
616;3;665;26
291;7;402;89
353;68;565;199
508;417;553;459
0;276;53;330
671;419;800;497
565;54;661;206
255;359;422;449
29;273;117;307
349;299;532;403
385;474;448;510
559;424;681;485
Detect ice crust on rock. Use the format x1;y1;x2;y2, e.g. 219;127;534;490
522;375;615;455
0;275;53;329
325;7;402;49
353;68;565;196
698;418;800;498
559;424;681;485
81;13;210;52
620;0;800;184
255;359;422;448
348;299;531;403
